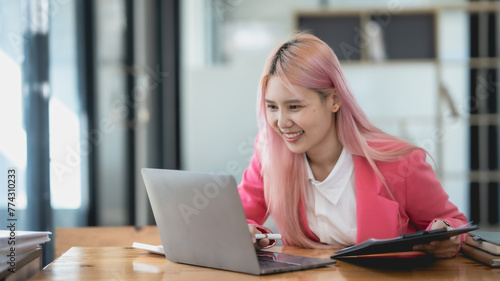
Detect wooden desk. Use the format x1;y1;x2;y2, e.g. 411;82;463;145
30;247;499;280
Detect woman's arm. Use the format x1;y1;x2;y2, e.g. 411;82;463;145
404;150;467;257
404;150;467;229
237;151;269;226
238;148;278;248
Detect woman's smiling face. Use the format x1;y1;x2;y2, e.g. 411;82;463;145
264;76;339;157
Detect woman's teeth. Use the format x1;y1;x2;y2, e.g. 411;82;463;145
284;131;304;138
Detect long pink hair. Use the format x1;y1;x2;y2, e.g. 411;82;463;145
257;33;421;248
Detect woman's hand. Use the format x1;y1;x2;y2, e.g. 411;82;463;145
412;220;460;258
248;224;270;249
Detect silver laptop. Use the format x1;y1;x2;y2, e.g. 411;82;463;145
141;168;336;275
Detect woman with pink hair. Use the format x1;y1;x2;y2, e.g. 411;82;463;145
238;33;467;258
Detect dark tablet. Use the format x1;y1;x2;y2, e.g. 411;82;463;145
331;225;479;258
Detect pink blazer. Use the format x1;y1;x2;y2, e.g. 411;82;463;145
237;147;468;245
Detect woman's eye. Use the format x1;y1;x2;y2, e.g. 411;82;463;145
290;105;302;110
266;104;277;110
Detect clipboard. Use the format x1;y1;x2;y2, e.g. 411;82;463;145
331;225;478;259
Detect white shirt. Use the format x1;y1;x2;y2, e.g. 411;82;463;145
304;149;357;246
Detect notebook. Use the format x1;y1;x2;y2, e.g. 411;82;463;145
461;244;500;267
141;168;335;275
464;231;500;255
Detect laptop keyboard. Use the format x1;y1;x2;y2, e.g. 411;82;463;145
258;258;302;270
257;253;302;270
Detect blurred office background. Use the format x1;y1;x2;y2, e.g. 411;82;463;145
0;0;499;264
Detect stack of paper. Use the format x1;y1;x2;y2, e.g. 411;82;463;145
0;231;51;277
132;242;164;255
461;231;500;267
